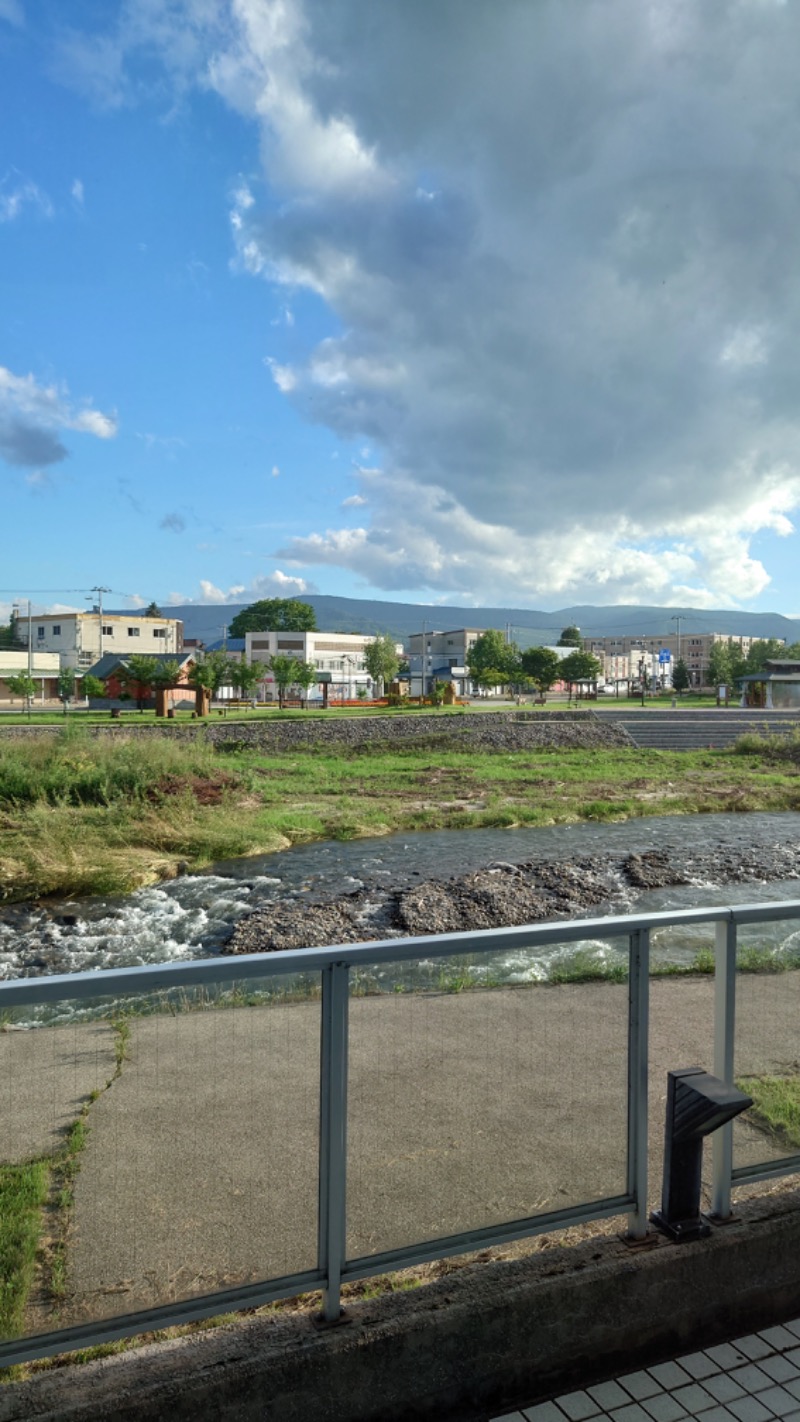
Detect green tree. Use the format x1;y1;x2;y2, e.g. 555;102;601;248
725;639;748;686
363;634;400;695
672;658;690;695
228;598;317;638
116;655;160;709
559;650;602;699
57;667;76;712
290;660;319;706
520;646;562;698
144;601;163;618
557;625;583;647
80;674;106;700
466;629;518;692
745;638;785;672
268;653;302;708
707;641;731;687
6;672;36;706
192;651;235;698
228;659;263;700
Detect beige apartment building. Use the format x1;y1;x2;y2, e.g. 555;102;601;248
584;632;769;688
245;629;401;701
16;612;184;670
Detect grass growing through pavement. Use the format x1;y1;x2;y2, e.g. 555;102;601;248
737;1075;800;1151
0;1018;129;1367
0;728;799;901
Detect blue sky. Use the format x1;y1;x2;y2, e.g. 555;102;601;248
3;1;800;618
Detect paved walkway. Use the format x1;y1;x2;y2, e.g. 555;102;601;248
491;1318;800;1422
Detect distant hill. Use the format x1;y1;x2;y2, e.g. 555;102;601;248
120;596;800;648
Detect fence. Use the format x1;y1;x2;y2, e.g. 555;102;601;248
1;900;799;1368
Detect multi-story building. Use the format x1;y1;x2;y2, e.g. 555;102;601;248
245;630;402;701
583;633;770;689
406;628;486;696
15;612;184;671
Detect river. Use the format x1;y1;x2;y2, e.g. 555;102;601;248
2;812;799;984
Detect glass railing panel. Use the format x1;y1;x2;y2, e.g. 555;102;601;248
0;973;320;1343
346;938;630;1260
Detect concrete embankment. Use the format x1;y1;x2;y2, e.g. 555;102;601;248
0;708;633;753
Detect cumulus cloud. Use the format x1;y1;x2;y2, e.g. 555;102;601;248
0;365;118;474
341;493;367;508
192;568;317;603
62;0;800;604
213;0;800;605
71;177;84;206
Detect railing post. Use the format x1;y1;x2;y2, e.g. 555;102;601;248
626;927;650;1238
712;918;737;1219
318;961;350;1322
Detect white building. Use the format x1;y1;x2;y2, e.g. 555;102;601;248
15;612;183;671
0;650;61;702
245;630;402;701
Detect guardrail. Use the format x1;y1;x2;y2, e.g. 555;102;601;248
1;901;799;1367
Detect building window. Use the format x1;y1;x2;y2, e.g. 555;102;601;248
127;627;140;637
152;628;166;638
52;625;61;636
37;626;45;638
78;653;93;666
102;625;113;636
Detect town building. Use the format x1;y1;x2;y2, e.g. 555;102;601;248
407;629;485;696
85;651;197;710
245;630;401;701
583;632;770;688
0;650;61;703
15;612;184;671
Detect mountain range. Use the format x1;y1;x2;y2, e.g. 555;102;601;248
132;597;800;649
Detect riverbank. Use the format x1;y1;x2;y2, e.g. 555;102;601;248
1;729;799;903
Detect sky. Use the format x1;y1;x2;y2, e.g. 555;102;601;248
3;0;800;619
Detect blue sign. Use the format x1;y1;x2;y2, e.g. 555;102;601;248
658;649;671;663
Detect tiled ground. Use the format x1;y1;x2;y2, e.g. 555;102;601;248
491;1317;800;1422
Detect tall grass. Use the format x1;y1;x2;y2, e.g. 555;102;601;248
0;726;222;808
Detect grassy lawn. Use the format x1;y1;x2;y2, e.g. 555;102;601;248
0;729;798;901
738;1075;800;1152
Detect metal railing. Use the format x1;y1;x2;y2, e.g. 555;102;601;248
1;900;799;1367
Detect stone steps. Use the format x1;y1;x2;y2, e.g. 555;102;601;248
592;710;800;751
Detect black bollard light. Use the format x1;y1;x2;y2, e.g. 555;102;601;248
650;1067;752;1243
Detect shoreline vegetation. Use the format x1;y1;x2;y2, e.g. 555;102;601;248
0;724;798;903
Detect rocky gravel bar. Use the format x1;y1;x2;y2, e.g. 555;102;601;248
0;708;632;753
225;838;800;954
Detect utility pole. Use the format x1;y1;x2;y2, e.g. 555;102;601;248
27;599;33;716
671;616;683;667
92;586;111;666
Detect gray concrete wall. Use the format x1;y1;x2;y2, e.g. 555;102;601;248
2;1188;800;1422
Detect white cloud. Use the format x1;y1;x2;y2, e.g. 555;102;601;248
271;464;280;477
58;0;800;606
71;177;84;206
0;365;118;472
342;493;367;508
0;174;52;223
213;0;800;607
192;568;317;603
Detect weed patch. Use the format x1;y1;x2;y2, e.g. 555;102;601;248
737;1075;800;1151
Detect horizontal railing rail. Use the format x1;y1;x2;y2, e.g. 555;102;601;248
1;898;799;1367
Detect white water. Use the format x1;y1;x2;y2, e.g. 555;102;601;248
1;812;799;984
